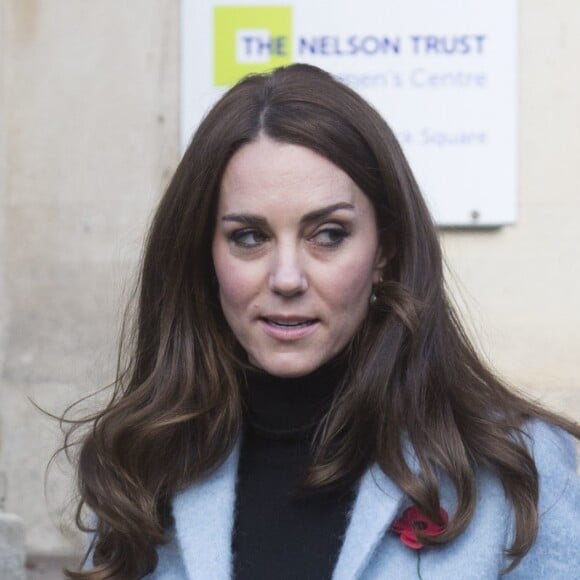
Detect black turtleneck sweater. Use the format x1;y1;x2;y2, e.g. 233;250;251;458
232;358;355;580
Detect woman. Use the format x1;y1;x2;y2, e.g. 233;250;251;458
69;64;579;579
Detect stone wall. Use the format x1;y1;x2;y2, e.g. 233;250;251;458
0;513;25;580
0;0;180;557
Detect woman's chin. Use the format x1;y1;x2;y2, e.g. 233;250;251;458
248;352;328;378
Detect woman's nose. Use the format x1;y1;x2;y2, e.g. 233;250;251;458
268;245;308;297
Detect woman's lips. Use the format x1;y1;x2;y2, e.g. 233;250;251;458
259;317;320;341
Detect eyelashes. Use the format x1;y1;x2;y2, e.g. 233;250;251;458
227;225;350;250
312;227;349;247
229;229;268;248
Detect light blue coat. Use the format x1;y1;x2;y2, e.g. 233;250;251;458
143;420;579;579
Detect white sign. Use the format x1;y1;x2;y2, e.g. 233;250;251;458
181;0;518;226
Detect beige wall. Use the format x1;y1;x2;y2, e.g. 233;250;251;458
0;0;578;558
442;0;580;409
0;0;180;557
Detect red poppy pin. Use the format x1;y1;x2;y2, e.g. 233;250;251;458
392;505;449;549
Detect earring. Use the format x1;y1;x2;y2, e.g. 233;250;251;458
370;275;383;306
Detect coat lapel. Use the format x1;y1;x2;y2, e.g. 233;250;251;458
171;444;406;580
332;464;406;580
172;442;240;580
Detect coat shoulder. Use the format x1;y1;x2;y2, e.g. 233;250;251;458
506;420;579;578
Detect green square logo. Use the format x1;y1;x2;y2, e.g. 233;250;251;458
214;6;293;87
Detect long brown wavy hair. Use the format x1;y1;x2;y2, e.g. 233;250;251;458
64;64;579;579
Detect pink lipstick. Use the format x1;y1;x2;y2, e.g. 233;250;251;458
259;317;319;341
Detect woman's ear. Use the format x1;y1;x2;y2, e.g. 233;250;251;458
373;252;387;284
373;233;395;284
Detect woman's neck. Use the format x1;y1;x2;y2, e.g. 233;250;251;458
241;354;347;437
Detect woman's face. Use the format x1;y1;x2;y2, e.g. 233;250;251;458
212;135;386;377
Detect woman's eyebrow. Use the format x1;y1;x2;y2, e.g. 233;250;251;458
300;202;355;225
221;214;268;227
221;202;355;227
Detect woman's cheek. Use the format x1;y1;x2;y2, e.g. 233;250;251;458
328;260;375;307
215;256;262;311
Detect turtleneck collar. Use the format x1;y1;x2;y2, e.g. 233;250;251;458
240;354;347;439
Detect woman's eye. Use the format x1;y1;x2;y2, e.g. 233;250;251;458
229;229;268;248
312;227;348;247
